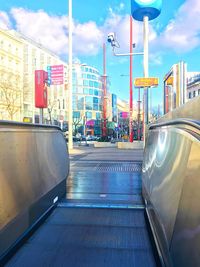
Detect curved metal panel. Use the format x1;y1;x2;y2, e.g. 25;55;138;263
0;122;69;259
143;122;200;267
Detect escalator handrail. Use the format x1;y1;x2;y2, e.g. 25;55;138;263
0;120;61;130
148;118;200;131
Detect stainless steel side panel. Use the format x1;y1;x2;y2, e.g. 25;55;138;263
143;123;200;267
0;122;69;258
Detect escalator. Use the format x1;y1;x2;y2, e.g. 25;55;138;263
1;95;200;267
3;158;160;267
0;121;160;266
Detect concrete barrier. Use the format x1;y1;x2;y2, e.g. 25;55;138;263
94;142;117;148
117;141;144;149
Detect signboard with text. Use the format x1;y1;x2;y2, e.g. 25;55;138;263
47;64;64;85
134;77;159;87
35;70;48;108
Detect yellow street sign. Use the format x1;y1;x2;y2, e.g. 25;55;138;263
134;77;159;87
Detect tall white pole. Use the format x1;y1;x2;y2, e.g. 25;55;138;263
68;0;73;149
143;15;149;144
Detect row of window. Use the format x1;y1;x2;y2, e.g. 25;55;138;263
72;78;101;89
72;87;103;96
73;103;103;111
82;80;100;88
188;89;200;99
82;73;98;80
81;66;99;75
0;56;20;67
73;96;103;111
73;111;101;120
0;40;20;55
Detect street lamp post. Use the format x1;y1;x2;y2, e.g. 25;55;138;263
68;0;73;149
129;16;133;142
131;0;162;143
143;15;149;139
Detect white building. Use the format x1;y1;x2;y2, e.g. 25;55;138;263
0;29;23;121
187;72;200;100
13;31;68;125
2;30;68;125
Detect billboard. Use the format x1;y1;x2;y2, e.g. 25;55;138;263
35;70;48;108
47;65;64;85
119;112;129;118
134;77;159;87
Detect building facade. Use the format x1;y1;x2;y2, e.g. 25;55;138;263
187;73;200;100
0;30;23;121
72;63;103;135
14;31;68;125
1;30;122;137
163;61;187;114
0;30;68;126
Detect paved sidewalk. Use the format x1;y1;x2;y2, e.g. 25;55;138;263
69;146;143;162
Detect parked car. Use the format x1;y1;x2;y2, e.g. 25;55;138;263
86;135;98;141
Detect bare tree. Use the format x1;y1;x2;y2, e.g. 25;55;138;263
0;74;22;120
47;99;57;124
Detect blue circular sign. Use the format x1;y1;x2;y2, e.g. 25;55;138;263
131;0;162;21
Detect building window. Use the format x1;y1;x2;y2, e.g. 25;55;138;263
94;81;99;88
83;88;89;94
93;104;98;110
96;113;101;119
89;81;94;87
198;89;200;95
73;111;80;118
193;91;196;97
85;96;93;110
73;96;77;109
83;80;89;86
93;97;98;103
77;96;84;110
85;111;92;119
77;87;83;94
89;89;93;95
72;85;77;93
94;89;98;96
189;92;191;99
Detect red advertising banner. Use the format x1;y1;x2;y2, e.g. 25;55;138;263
35;70;48;108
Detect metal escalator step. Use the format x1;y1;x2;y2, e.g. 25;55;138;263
6;207;157;267
58;202;144;209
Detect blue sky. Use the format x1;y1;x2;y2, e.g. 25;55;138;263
0;0;200;111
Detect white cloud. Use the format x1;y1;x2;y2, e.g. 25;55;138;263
2;0;199;59
1;7;147;58
0;11;11;29
155;0;200;52
11;8;68;55
73;21;104;55
9;8;104;56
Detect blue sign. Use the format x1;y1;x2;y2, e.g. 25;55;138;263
131;0;162;21
47;66;51;86
115;127;119;132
